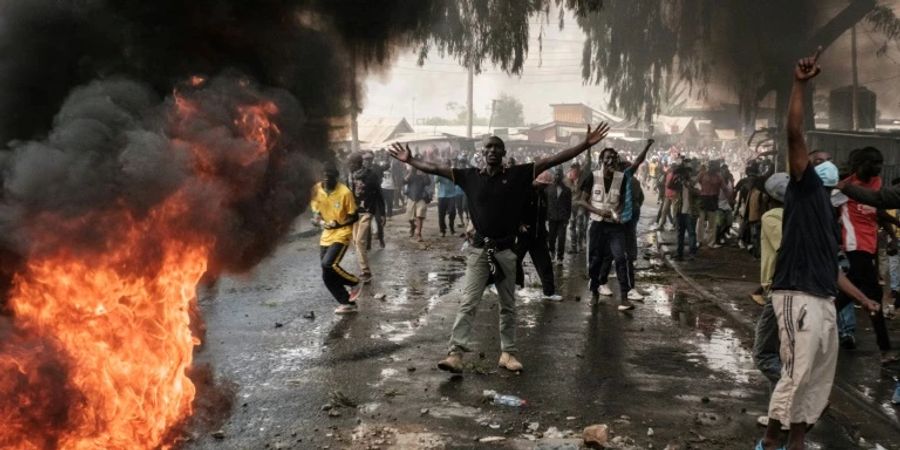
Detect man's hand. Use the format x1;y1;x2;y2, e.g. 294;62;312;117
388;143;412;163
863;298;881;315
794;47;822;82
323;220;339;229
584;122;611;147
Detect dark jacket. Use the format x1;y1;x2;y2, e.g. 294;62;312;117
351;167;385;215
520;186;549;240
545;183;572;221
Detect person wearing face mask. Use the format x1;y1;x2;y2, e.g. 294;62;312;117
310;162;363;315
388;124;610;374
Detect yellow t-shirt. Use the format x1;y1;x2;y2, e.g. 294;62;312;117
309;182;357;246
760;207;783;290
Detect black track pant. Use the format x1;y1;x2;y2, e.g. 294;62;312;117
320;243;359;305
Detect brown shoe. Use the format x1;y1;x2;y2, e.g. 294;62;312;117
438;352;463;373
498;352;523;372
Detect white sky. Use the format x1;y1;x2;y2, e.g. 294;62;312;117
361;11;609;125
360;3;900;125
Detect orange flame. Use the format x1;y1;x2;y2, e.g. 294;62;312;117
0;80;281;449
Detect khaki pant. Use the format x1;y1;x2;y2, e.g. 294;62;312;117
407;199;427;221
696;209;717;247
352;213;373;275
768;291;838;425
449;246;518;354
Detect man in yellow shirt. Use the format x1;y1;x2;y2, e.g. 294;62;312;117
310;162;362;314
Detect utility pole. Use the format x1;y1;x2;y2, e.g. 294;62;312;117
851;25;859;131
350;50;360;152
487;99;497;130
466;63;474;138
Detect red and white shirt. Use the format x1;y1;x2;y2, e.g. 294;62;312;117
840;174;881;254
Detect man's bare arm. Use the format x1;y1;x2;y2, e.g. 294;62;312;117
535;123;610;175
630;139;654;171
787;48;822;181
839;183;900;209
838;271;880;313
387;143;453;179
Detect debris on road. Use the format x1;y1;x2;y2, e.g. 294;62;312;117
482;390;526;407
582;424;609;449
478;436;506;443
302;311;315;320
330;390;358;408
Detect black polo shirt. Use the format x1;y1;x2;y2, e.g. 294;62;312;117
452;163;535;239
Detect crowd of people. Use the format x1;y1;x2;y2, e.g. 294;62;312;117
307;51;900;449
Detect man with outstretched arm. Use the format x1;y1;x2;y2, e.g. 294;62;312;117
387;124;610;374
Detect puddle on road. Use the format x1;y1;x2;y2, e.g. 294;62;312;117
372;320;417;343
637;283;756;384
269;345;323;374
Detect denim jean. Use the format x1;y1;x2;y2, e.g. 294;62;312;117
890;254;899;292
676;213;697;258
753;299;781;386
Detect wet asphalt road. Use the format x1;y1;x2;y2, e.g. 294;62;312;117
184;203;884;450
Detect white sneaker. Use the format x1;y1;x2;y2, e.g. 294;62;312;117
542;294;563;302
334;303;358;315
627;290;644;301
598;285;613;296
610;271;617;278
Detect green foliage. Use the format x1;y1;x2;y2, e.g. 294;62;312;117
492;93;525;126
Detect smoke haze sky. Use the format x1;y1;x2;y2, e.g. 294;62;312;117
363;3;900;126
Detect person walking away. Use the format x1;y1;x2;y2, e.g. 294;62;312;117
566;162;586;253
379;153;396;218
834;147;894;361
387;124;611;374
453;156;469;230
696;162;724;248
715;175;735;246
546;168;572;265
654;163;677;230
515;171;561;301
435;161;458;237
350;151;384;283
669;165;699;261
391;157;406;209
404;167;431;242
310;162;362;314
736;163;760;250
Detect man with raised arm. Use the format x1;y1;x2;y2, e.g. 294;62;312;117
388;124;610;374
575;139;653;310
758;49;845;450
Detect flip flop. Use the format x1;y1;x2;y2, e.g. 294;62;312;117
755;439;785;450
